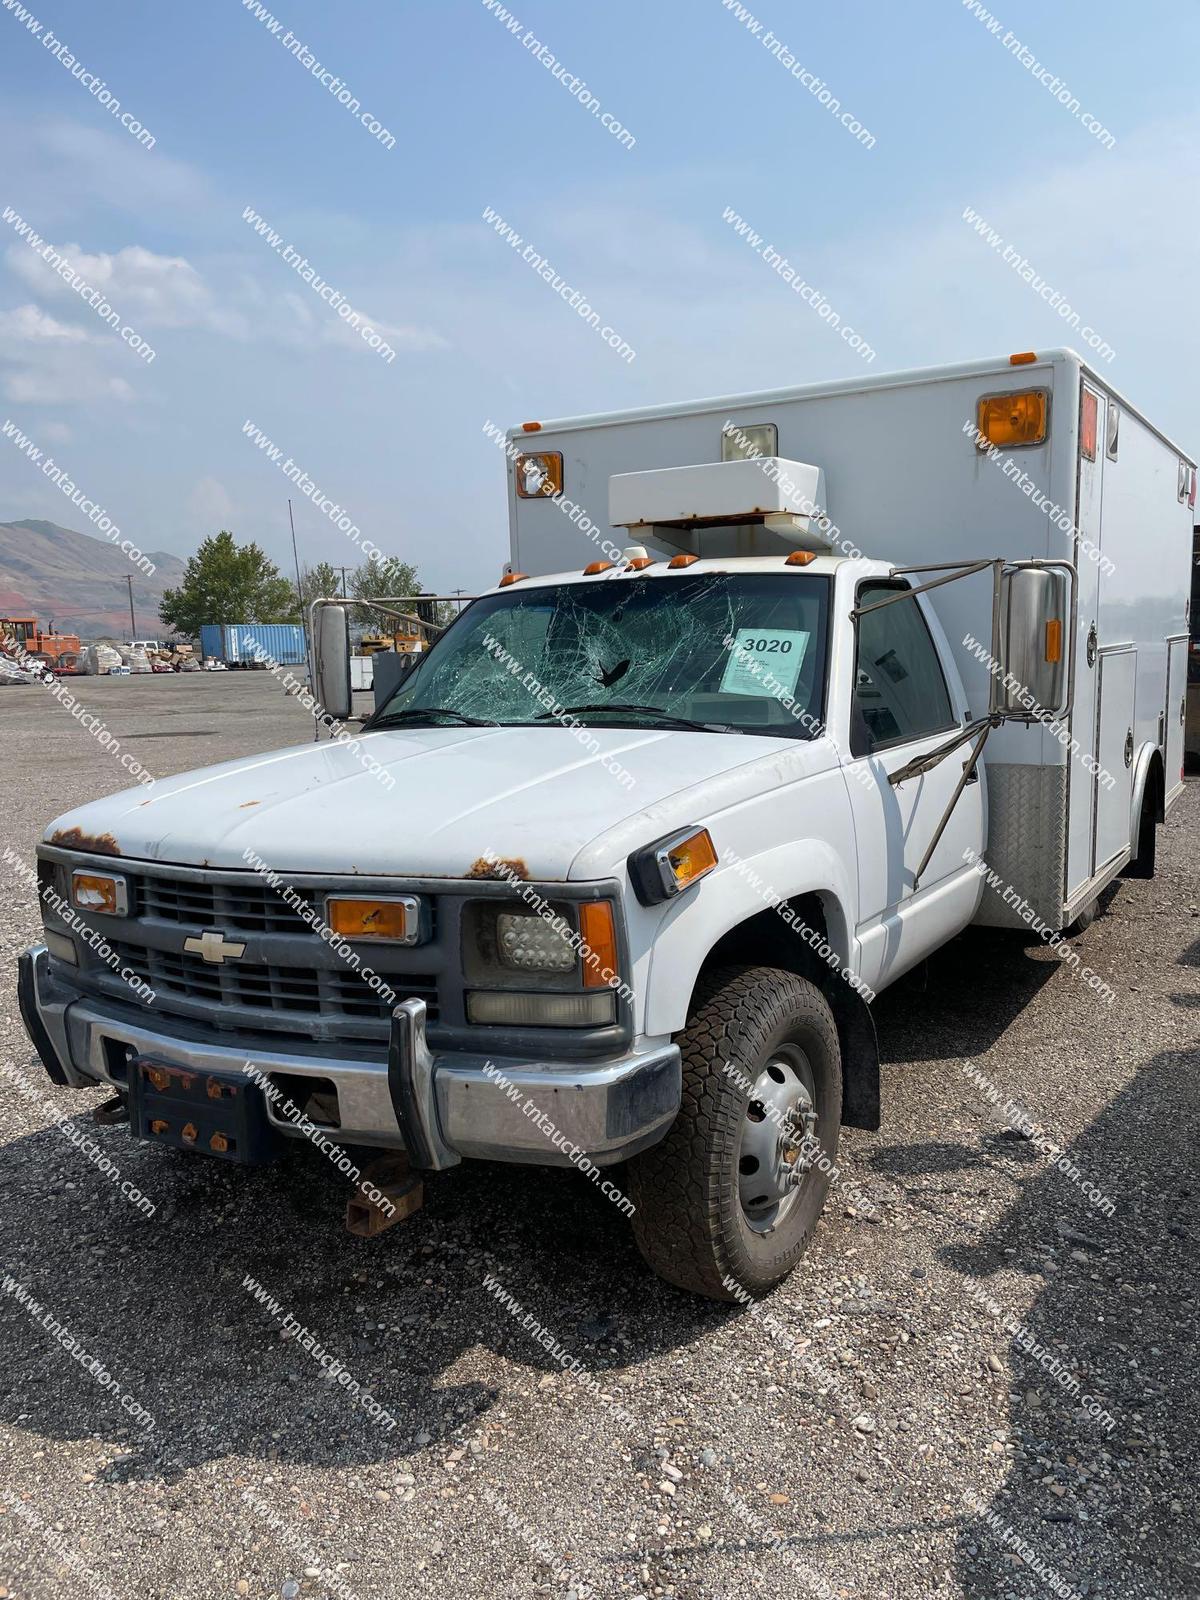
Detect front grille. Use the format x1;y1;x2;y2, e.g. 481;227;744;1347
111;939;438;1024
138;876;319;935
134;873;438;940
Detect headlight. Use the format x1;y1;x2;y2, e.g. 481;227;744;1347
496;911;577;973
466;991;615;1027
462;896;623;1026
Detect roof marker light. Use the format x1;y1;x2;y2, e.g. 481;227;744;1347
583;560;614;575
784;550;817;566
668;553;698;569
521;421;542;432
499;572;528;587
1009;351;1038;365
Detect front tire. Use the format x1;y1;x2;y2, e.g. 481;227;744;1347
627;965;842;1302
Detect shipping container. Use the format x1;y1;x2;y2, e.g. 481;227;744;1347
198;623;306;668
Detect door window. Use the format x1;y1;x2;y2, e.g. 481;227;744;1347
854;582;955;750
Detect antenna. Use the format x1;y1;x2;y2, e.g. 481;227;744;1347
288;498;312;692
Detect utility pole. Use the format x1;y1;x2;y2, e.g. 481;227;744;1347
338;566;350;598
125;575;136;640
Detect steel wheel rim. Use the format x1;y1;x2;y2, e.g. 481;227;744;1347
736;1045;820;1235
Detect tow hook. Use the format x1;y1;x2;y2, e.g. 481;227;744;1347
345;1153;424;1238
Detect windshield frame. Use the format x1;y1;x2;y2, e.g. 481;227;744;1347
364;571;833;740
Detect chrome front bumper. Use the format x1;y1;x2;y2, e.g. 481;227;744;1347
18;944;680;1168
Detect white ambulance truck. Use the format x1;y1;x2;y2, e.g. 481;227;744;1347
19;349;1193;1301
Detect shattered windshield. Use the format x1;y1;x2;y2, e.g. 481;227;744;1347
369;572;830;737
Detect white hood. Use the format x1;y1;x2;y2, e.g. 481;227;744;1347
43;725;825;880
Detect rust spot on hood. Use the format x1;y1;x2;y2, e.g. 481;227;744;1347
48;827;122;857
465;855;528;880
238;800;261;809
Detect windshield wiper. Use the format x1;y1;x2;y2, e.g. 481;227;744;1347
537;701;741;733
368;706;498;729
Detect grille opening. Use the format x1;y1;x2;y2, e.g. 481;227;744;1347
103;939;438;1028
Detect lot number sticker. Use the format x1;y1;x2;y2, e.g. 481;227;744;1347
721;628;811;699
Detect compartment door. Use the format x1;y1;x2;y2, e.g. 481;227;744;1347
1093;649;1136;872
1165;636;1187;804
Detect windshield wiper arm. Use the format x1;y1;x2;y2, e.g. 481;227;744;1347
537;701;741;733
369;706;498;729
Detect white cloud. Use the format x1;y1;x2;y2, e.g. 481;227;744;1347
6;370;134;405
5;236;444;353
0;304;94;343
5;238;240;334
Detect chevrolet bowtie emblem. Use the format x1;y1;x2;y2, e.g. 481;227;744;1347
183;930;247;965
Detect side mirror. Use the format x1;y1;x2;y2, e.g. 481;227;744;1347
313;604;351;721
1000;565;1070;718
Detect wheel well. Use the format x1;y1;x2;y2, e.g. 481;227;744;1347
694;894;880;1131
1144;749;1165;824
699;893;833;988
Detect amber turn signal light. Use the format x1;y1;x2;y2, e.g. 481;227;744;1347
579;902;619;989
326;897;419;944
70;869;128;916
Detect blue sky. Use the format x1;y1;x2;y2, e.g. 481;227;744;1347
0;0;1197;595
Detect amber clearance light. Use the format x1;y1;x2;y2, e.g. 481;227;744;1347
629;826;718;905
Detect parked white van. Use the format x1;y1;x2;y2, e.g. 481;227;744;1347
19;350;1193;1299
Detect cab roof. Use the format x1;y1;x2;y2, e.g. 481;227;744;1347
484;552;891;595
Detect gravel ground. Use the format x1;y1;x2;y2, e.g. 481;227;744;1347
0;672;1197;1600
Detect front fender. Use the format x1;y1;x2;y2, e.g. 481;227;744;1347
638;833;860;1038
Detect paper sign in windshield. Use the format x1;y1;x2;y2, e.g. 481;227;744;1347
721;628;810;699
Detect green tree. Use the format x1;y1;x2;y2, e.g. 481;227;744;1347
299;561;343;613
159;531;299;637
349;554;422;633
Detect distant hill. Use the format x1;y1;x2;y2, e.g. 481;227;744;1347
0;519;187;640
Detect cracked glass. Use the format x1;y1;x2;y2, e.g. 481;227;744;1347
370;572;831;738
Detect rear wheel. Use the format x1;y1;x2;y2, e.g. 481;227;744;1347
1125;779;1159;880
1063;899;1097;938
627;965;842;1302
